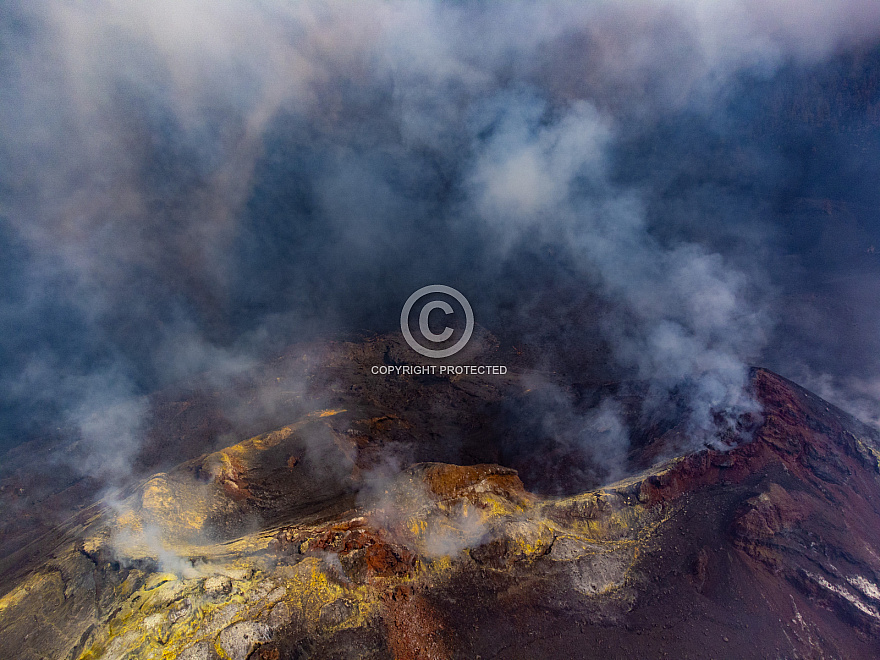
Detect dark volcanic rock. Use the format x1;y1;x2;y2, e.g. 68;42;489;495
2;353;880;659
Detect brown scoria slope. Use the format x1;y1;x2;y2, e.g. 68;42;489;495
2;361;880;658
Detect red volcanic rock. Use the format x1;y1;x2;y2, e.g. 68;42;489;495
272;518;416;580
217;455;253;501
731;482;811;564
381;585;452;660
364;542;415;577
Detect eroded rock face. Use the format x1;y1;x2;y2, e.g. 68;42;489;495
2;365;880;659
217;621;271;660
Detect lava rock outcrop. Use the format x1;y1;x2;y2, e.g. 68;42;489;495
2;337;880;659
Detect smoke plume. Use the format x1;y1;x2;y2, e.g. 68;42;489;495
2;0;880;488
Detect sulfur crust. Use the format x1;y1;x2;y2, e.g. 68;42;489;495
2;410;682;659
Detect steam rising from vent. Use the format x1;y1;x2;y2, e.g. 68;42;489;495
2;0;880;487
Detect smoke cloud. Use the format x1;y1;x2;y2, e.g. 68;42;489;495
2;0;880;488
